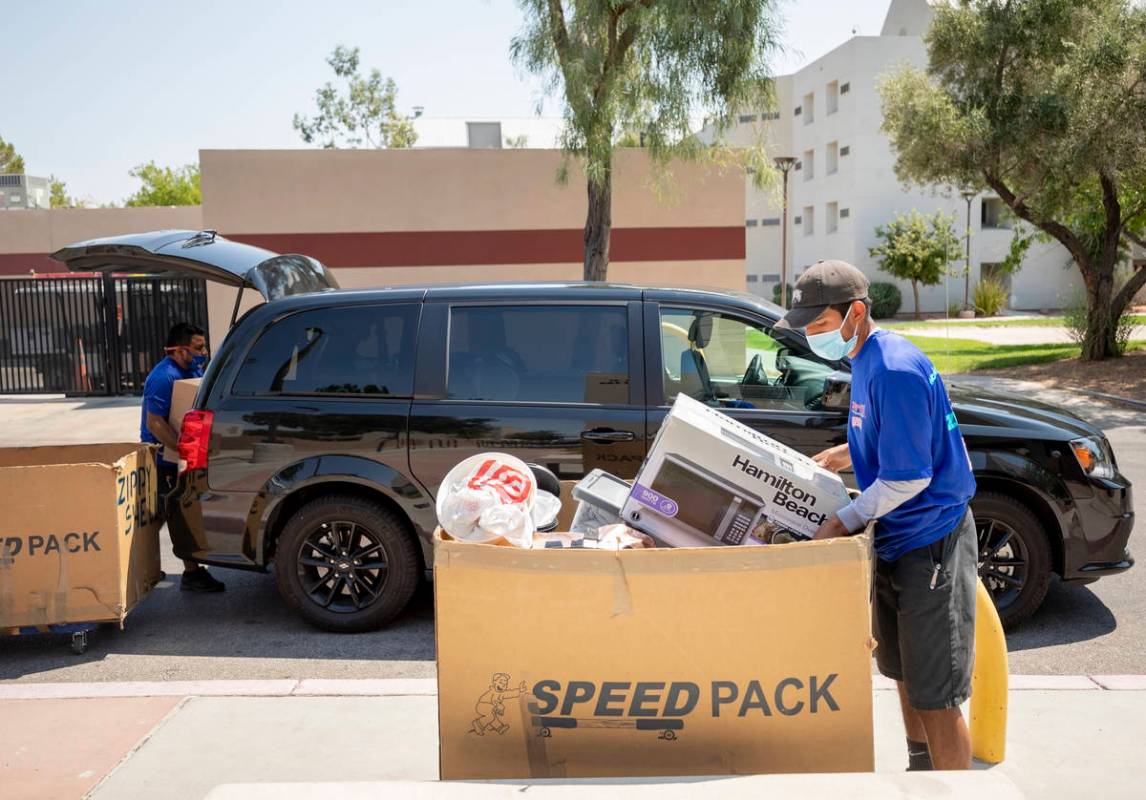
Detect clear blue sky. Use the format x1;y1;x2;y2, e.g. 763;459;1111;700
4;0;891;205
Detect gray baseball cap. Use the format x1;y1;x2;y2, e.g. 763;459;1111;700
774;259;870;330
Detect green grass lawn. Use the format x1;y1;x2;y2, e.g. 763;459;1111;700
904;335;1146;373
884;314;1146;328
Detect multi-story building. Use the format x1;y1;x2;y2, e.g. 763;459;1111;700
0;175;50;211
704;0;1084;313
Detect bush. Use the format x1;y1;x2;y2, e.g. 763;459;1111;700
868;282;902;319
771;282;794;309
948;302;963;318
973;278;1008;317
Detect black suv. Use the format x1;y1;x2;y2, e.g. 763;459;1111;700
55;232;1135;631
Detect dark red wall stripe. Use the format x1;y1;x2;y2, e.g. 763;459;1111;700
0;226;744;276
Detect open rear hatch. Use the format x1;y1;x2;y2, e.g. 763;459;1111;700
51;229;340;302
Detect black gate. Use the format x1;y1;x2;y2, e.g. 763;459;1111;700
0;275;209;396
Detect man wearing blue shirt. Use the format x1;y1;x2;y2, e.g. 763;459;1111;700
142;322;224;593
776;261;977;771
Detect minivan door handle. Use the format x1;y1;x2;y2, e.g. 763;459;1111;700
581;429;636;443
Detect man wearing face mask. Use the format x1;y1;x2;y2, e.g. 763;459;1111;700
775;260;976;771
141;322;225;593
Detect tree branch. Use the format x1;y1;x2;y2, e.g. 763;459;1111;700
984;171;1095;277
1112;260;1146;316
1124;230;1146;250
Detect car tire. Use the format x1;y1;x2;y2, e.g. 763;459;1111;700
970;491;1052;630
275;494;420;633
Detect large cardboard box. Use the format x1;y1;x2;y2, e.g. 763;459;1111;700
169;377;202;435
623;394;852;545
0;443;162;630
434;529;875;780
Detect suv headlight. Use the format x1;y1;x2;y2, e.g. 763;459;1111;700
1070;436;1115;480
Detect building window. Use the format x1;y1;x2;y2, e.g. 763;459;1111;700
746;219;758;227
793;215;802;225
794;105;802;116
746;274;759;283
981;198;1012;229
827;141;839;175
803;92;815;124
794;160;802;171
760;273;780;282
738;113;757;123
840;208;850;219
840;145;850;157
803;206;814;236
763;111;781;120
827;80;839;115
466;121;503;148
760;217;781;226
826;202;839;234
803;148;815;181
841;82;850;94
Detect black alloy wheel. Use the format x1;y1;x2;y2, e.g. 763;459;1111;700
970;491;1052;630
298;520;389;614
276;494;420;632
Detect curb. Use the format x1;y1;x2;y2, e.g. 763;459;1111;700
1;675;1140;701
1070;387;1146;410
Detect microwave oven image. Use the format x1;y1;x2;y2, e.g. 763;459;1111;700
632;453;769;546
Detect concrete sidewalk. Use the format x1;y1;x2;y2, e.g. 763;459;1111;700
2;678;1143;800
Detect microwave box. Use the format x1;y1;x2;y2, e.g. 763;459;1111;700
622;394;851;546
0;443;163;630
434;526;875;779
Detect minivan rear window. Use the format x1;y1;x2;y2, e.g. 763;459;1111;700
447;305;629;404
232;304;417;397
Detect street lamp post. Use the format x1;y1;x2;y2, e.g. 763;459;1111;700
773;156;798;308
960;187;976;315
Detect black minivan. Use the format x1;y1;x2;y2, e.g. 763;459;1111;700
54;231;1135;631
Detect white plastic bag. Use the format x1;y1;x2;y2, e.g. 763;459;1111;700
478;504;536;548
530;490;562;529
436;453;538;543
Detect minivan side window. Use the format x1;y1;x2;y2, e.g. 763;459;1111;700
447;305;629;403
232;305;417;397
660;307;834;411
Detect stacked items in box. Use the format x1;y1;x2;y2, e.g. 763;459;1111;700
436;394;851;549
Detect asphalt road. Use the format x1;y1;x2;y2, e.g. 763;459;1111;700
1;380;1143;682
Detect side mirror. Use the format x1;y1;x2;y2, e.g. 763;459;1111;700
821;371;852;412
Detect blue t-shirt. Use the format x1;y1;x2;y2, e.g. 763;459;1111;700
847;330;976;561
141;357;201;462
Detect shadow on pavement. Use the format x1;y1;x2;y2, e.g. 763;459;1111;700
1005;577;1116;652
0;566;437;680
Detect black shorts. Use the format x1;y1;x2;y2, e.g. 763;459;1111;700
873;509;977;710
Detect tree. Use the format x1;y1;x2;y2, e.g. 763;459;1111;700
504;134;530;148
879;0;1146;360
0;135;25;173
293;46;417;149
49;175;82;209
869;210;961;320
512;1;782;281
124;162;201;206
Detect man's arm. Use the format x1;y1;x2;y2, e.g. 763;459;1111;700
147;412;181;453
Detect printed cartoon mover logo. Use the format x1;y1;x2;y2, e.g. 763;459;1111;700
468;674;840;741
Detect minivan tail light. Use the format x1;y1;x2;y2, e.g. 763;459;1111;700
178;410;214;474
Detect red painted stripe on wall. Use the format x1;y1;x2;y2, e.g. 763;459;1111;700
0;226;744;276
229;227;744;267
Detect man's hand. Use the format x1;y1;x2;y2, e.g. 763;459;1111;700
813;443;851;474
813;514;850;540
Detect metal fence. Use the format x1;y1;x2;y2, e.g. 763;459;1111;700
0;275;209;396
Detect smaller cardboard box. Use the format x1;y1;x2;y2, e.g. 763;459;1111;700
0;443;162;630
622;394;851;545
169;377;202;435
434;527;875;780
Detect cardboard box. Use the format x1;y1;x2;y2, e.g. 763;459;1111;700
0;443;162;630
169;377;202;435
623;394;851;545
434;528;875;779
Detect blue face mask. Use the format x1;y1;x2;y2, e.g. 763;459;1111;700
190;354;209;371
806;312;859;362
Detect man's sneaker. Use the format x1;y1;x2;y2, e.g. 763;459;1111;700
181;568;225;593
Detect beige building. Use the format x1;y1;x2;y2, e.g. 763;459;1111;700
1;148;745;347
